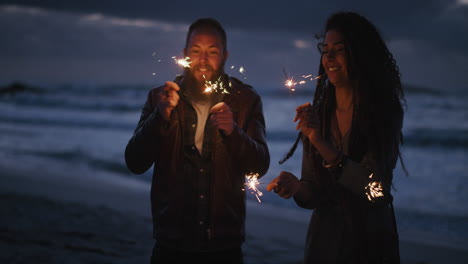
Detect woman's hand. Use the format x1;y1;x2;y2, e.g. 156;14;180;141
294;103;322;144
267;171;301;199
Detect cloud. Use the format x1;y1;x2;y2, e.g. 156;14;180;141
2;0;467;54
1;4;45;15
389;38;468;92
79;13;187;31
293;39;312;49
0;4;320;88
0;3;467;91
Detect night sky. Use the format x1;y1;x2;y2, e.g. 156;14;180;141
1;0;467;92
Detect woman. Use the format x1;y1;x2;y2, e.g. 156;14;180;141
267;12;406;263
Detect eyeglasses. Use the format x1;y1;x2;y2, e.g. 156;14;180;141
317;42;346;56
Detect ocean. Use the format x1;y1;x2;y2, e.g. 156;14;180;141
0;82;467;250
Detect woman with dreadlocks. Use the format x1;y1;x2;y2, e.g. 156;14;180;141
267;12;406;263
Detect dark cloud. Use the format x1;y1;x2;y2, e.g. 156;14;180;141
2;0;467;52
0;1;467;91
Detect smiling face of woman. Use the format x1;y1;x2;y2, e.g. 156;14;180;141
320;30;351;88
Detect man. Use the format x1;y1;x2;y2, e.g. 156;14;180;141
125;18;269;263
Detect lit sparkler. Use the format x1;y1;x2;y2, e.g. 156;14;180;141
172;56;192;68
203;75;230;94
365;173;384;201
284;74;321;92
152;52;240;93
244;172;263;203
285;78;298;92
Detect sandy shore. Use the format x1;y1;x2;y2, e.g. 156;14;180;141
1;161;467;264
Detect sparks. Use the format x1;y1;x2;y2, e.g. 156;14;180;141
365;173;384;201
245;172;263;203
172;56;192;68
203;75;230;94
285;78;296;87
239;66;245;74
284;73;321;92
285;78;298;92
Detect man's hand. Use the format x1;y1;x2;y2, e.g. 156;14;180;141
156;81;180;121
210;102;235;136
266;171;300;199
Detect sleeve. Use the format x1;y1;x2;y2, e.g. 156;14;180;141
223;95;270;177
295;113;403;208
124;88;176;174
336;113;403;206
293;136;341;209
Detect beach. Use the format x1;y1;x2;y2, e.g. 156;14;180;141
1;82;467;263
2;160;467;264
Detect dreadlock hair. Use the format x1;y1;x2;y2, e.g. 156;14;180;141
280;12;407;174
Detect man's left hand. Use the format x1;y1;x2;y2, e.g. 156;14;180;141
210;102;235;136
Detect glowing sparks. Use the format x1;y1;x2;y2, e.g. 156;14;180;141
228;65;247;79
151;52;245;86
284;74;322;93
285;78;297;92
203;75;230;94
244;173;263;203
365;173;384;201
172;56;192;68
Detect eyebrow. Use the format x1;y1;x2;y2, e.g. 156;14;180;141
321;41;345;47
191;44;220;49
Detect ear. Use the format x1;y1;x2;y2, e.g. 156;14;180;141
224;50;229;61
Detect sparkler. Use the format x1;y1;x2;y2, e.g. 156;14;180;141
152;52;244;94
172;56;192;68
202;65;245;94
284;74;321;93
239;66;246;75
365;173;384;201
203;75;230;94
244;172;263;203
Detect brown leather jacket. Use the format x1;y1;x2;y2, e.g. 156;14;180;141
125;76;269;251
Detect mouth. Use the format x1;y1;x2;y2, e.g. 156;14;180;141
327;66;340;72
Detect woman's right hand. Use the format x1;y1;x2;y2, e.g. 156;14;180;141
294;102;322;144
266;171;301;199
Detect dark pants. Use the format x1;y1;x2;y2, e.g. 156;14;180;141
150;243;244;264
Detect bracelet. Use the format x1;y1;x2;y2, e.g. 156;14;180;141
322;152;346;169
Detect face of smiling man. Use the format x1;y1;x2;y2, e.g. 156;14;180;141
184;29;229;92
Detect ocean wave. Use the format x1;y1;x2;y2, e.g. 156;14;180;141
404;128;468;149
266;129;468;150
0;116;135;131
3;147;133;176
395;208;468;250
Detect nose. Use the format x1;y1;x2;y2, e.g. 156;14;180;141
326;49;336;59
200;51;208;62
